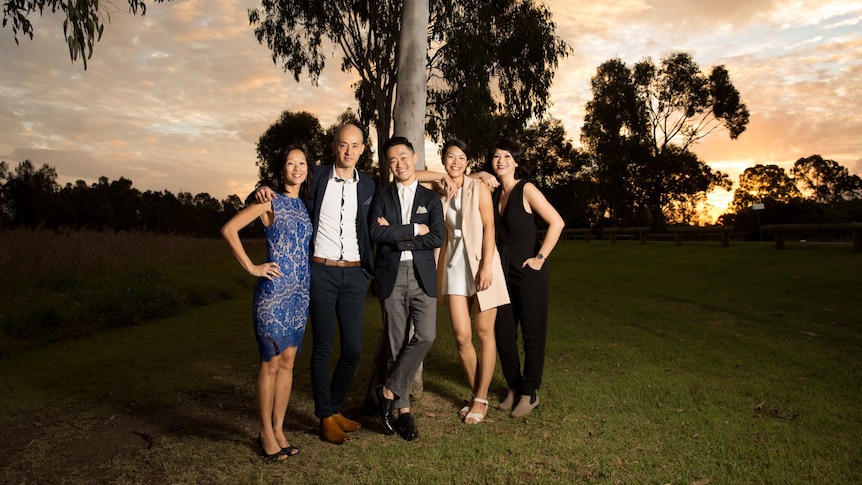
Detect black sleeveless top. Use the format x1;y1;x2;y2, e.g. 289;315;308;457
493;180;543;277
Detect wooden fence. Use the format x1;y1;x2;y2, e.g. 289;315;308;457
542;223;861;252
761;223;862;252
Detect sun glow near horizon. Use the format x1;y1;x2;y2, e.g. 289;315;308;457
0;0;858;222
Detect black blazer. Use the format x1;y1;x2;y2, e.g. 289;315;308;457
304;164;377;279
369;182;444;299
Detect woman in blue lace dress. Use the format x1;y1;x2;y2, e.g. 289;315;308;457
221;145;313;460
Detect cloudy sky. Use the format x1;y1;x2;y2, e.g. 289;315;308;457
1;0;860;219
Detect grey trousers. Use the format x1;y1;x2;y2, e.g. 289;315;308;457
380;261;436;409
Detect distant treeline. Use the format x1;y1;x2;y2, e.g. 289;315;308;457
0;160;258;238
2;157;861;239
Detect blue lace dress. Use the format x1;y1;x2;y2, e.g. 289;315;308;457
252;195;312;362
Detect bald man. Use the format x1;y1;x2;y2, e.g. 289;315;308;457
258;123;375;444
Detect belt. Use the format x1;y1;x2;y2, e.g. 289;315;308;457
312;257;362;268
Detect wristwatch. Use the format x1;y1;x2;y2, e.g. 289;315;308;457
537;253;544;260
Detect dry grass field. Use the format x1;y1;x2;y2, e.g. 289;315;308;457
1;232;860;483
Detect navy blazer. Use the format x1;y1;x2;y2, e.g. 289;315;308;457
304;164;377;279
369;182;444;300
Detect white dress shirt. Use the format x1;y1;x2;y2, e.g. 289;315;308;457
398;180;419;261
314;168;361;262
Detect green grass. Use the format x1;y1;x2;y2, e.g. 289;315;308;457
0;229;262;356
0;238;860;484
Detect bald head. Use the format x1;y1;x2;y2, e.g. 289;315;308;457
332;124;366;171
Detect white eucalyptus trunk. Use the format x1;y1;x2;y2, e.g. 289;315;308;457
392;0;429;169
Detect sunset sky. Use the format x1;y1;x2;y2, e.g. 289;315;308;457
1;0;860;219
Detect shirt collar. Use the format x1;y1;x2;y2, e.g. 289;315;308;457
397;179;418;193
332;167;359;183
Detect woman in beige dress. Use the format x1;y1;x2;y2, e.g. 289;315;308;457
436;139;510;424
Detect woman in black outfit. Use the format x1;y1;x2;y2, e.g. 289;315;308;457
487;139;564;417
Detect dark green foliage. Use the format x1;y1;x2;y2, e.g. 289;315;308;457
0;160;247;237
255;110;326;187
426;0;569;159
249;0;568;180
792;154;862;204
2;0;171;69
519;118;591;228
581;53;747;229
250;0;400;181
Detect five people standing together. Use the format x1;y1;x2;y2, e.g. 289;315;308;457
223;124;562;459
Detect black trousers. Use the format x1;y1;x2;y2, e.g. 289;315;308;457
494;265;549;397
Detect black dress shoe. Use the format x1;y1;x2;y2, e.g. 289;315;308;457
396;412;419;441
372;385;396;435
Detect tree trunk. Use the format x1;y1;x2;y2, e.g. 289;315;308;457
392;0;429;169
375;111;392;184
363;0;430;414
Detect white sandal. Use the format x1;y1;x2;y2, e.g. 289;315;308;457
464;398;489;424
458;395;474;420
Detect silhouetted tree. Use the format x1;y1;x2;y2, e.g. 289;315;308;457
109;177;142;231
426;0;569;162
581;53;747;229
0;161;10;225
221;194;244;215
255;111;327;187
249;0;567;181
730;164;801;215
1;160;272;236
792;155;862;205
0;160;62;227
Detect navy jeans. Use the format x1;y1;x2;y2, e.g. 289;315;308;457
309;263;368;419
